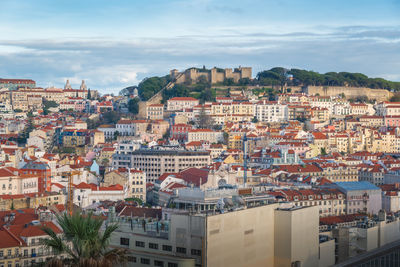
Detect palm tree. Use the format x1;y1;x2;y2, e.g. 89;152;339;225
41;212;127;267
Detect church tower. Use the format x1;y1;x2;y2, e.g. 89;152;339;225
64;79;72;90
80;80;87;91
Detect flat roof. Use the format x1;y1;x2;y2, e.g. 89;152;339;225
335;181;380;191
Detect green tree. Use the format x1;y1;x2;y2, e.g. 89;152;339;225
198;106;214;129
101;158;110;166
41;212;127;267
222;78;235;86
18;116;35;144
162;84;190;101
199;88;214;103
113;131;119;141
138;76;170;100
124;198;143;206
43;100;59;115
102;111;121;124
321;148;327;156
87;89;91;100
128;98;139;114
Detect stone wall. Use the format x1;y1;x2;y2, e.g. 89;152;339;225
304;86;393;101
172;66;252;85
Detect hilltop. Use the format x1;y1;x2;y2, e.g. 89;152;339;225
119;67;400;102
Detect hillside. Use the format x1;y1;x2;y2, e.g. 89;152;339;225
257;67;400;91
119;67;400;101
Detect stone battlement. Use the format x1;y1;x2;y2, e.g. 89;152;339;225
170;66;252;85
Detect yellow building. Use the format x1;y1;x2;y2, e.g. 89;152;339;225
92;130;105;146
62;129;88;147
146;104;164;120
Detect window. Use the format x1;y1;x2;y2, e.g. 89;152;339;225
140;258;150;265
136;241;145;247
127;256;136;262
176;247;186;254
162;245;172;251
0;250;3;257
120;237;129;246
168;263;178;267
149;243;158;249
191;249;201;256
154;260;164;266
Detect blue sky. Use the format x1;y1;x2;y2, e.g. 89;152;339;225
0;0;399;94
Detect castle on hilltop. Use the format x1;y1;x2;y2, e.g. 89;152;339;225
170;66;252;85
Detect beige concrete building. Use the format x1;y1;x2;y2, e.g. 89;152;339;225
187;129;224;144
104;168;147;201
167;97;199;112
109;204;330;267
146;104;164;120
274;206;320;267
114;148;211;182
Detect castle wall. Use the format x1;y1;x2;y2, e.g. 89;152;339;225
239;67;252;79
175;67;252;85
304;86;393;101
214;72;225;83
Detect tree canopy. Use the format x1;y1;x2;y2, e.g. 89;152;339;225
128;98;139;115
41;212;127;267
257;67;400;90
138;76;170;100
102;111;121;124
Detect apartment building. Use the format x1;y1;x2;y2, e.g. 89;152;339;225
167;97;199;111
0;78;36;90
255;101;288;122
318;163;359;183
170;124;193;142
113;148;211;182
73;182;125;208
109;204;329;267
187;129;224;144
350;103;369;115
0;209;64;267
98;124;116;140
62;129;89;147
0;168;39;195
146;104;164;120
376;101;400;116
331;182;382;215
103;168;147;201
359;164;387;185
287;105;311;120
269;188;346;217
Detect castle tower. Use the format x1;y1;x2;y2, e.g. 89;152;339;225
80;80;87;91
170;69;179;80
64;79;72;90
211;68;217;84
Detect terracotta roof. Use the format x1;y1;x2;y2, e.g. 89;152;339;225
0;230;23;248
169;97;198;101
320;214;365;225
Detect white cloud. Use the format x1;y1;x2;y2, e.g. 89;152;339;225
0;24;399;95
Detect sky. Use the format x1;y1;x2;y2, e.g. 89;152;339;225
0;0;399;94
